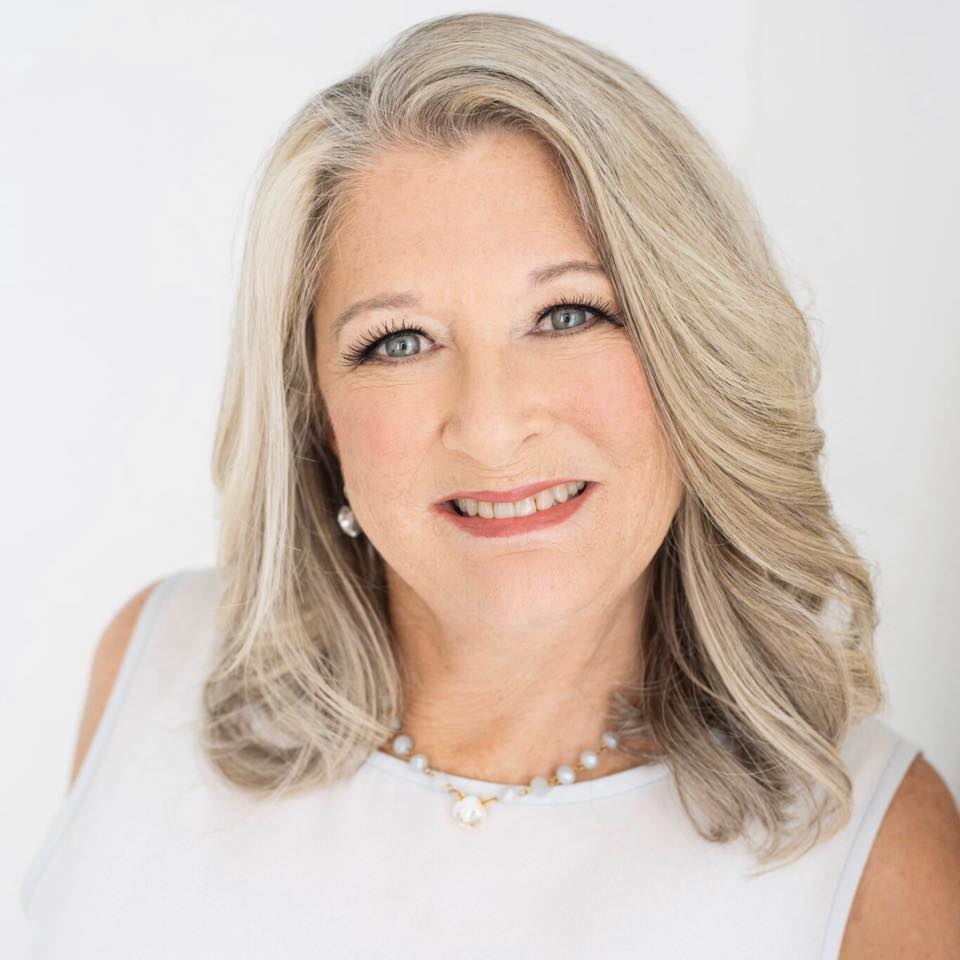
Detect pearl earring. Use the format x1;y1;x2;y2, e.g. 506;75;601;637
337;484;362;538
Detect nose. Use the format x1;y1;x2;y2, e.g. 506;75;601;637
440;346;556;467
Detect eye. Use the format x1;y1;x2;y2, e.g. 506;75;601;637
537;297;623;337
343;323;425;367
338;293;624;369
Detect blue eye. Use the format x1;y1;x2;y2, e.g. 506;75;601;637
368;328;423;363
548;304;597;332
339;294;623;368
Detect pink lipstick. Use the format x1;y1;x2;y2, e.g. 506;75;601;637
433;481;597;539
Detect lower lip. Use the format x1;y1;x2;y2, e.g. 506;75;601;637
434;482;597;539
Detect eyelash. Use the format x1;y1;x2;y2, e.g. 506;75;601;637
339;293;624;368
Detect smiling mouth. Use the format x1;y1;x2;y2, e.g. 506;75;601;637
445;480;592;518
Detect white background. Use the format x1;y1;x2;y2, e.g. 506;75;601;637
2;0;957;950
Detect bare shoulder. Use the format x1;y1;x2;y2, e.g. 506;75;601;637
839;752;960;959
68;579;164;789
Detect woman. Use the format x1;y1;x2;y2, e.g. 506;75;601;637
20;12;960;958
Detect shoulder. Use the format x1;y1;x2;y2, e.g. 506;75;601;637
839;752;960;958
69;579;164;787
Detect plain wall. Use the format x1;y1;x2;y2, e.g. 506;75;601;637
2;0;957;951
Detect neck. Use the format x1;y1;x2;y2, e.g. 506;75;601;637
382;569;656;785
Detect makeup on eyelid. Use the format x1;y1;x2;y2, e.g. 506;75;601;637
337;293;624;368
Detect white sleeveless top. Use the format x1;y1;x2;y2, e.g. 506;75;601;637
20;566;921;959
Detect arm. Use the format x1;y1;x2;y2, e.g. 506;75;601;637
68;580;162;789
839;754;960;958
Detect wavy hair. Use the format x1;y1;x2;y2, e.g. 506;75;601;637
204;11;885;871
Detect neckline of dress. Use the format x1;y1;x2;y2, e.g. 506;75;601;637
363;746;670;805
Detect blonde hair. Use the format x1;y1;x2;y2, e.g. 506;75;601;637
205;11;885;872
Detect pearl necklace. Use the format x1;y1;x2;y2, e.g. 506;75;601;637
384;716;624;829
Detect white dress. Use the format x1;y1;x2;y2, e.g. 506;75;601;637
20;565;921;958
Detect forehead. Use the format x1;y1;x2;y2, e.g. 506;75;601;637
318;130;597;303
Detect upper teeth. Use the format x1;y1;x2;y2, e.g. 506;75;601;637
454;481;588;519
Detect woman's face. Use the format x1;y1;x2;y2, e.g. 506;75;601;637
314;128;684;634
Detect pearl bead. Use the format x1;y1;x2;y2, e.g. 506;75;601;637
556;764;576;784
392;734;413;756
601;731;619;749
409;753;428;771
580;749;599;769
498;785;521;802
530;776;550;796
451;794;486;828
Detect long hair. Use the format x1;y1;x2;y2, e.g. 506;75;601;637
204;11;885;871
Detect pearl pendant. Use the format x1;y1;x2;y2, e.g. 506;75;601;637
451;794;486;828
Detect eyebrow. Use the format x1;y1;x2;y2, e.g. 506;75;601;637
329;259;606;340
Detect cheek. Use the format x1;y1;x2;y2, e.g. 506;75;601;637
571;345;659;451
329;391;433;497
570;348;682;561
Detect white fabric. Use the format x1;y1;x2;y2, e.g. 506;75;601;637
20;566;921;958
